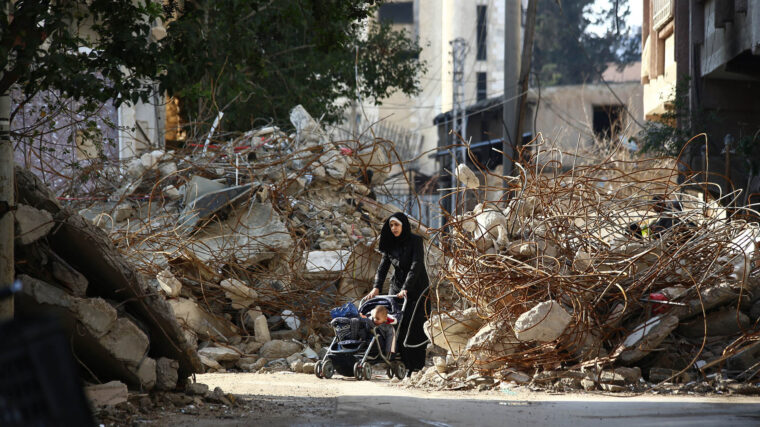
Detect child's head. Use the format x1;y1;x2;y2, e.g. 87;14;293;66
371;305;388;325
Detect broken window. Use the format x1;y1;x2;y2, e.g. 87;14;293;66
592;105;624;139
476;5;487;61
378;2;413;24
476;72;487;101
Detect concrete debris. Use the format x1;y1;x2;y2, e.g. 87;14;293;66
198;346;241;363
157;269;183;297
85;381;128;407
258;340;302;359
428;152;760;391
455;164;480;189
514;300;572;343
156;357;180;391
14;203;54;245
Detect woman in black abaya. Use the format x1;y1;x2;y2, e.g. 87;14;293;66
365;212;430;376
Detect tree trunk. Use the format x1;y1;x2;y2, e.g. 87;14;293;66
0;88;13;320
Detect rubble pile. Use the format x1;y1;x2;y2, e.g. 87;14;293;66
68;105;438;376
13;166;202;392
421;155;760;392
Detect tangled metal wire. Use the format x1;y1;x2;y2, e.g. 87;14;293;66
429;137;760;376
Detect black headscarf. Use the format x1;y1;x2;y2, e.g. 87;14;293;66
378;211;412;254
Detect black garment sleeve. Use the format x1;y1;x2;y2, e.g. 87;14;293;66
401;237;424;292
373;252;391;291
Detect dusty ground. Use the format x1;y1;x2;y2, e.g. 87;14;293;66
124;371;760;427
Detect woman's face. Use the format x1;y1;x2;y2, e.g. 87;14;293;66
390;221;402;237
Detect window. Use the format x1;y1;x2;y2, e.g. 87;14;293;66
378;2;413;24
592;105;624;139
476;72;487;101
476;5;487;60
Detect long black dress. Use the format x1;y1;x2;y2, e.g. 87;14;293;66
372;212;430;372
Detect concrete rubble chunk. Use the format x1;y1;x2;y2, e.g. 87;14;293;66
183;175;226;206
131;357;157;390
113;202;134;223
220;278;257;309
455;164;480;189
424;307;484;355
613;315;679;363
185;202;293;267
156;357;180;391
72;297;117;338
85;381;128;407
98;317;150;366
465;321;520;369
178;183;253;232
515;300;572;343
50;257;89;296
198;346;241;363
168;297;239;341
259;340;302;359
19;274;72;308
199;354;223;370
186;382;210;396
157;269;183;297
677;308;750;338
254;314;271;343
304;250;350;279
14;204;54;245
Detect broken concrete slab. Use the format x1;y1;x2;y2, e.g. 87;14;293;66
72;297;118;338
157;269;183;297
613;315;679;364
465;321;520;369
131;357;157;390
185;202;293;267
515;300;572;343
219;278;257;310
14;203;55;245
168;297;239;341
156;357;179;391
178;183;253;232
424;307;484;355
304;250;350;279
98;317;150;366
50;255;88;296
198;346;241;363
183;175;226;206
259;340;302;359
85;381;128;407
253;315;271;343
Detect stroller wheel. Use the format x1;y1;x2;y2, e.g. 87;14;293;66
322;360;334;379
363;363;373;381
386;367;393;379
353;362;363;381
393;361;406;380
315;361;323;378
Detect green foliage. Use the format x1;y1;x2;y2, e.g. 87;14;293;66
533;0;640;86
1;0;164;107
638;77;716;157
160;0;426;133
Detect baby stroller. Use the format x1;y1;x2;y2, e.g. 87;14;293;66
315;295;407;381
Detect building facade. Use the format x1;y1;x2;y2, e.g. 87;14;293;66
642;0;760;203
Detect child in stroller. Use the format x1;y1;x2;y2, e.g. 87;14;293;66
315;295;407;381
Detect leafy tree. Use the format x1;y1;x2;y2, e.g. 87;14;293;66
160;0;426;133
533;0;640;86
1;0;164;109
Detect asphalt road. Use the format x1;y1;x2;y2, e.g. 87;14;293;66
166;372;760;427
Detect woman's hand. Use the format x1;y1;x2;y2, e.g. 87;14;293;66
365;287;380;300
396;289;408;299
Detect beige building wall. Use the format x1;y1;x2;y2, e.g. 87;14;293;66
531;81;643;169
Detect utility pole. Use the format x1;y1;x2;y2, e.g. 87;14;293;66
450;38;468;214
515;0;538;162
0;0;13;320
502;0;521;180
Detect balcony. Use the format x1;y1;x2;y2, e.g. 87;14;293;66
652;0;673;31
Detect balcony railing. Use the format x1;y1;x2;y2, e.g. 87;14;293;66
652;0;673;31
